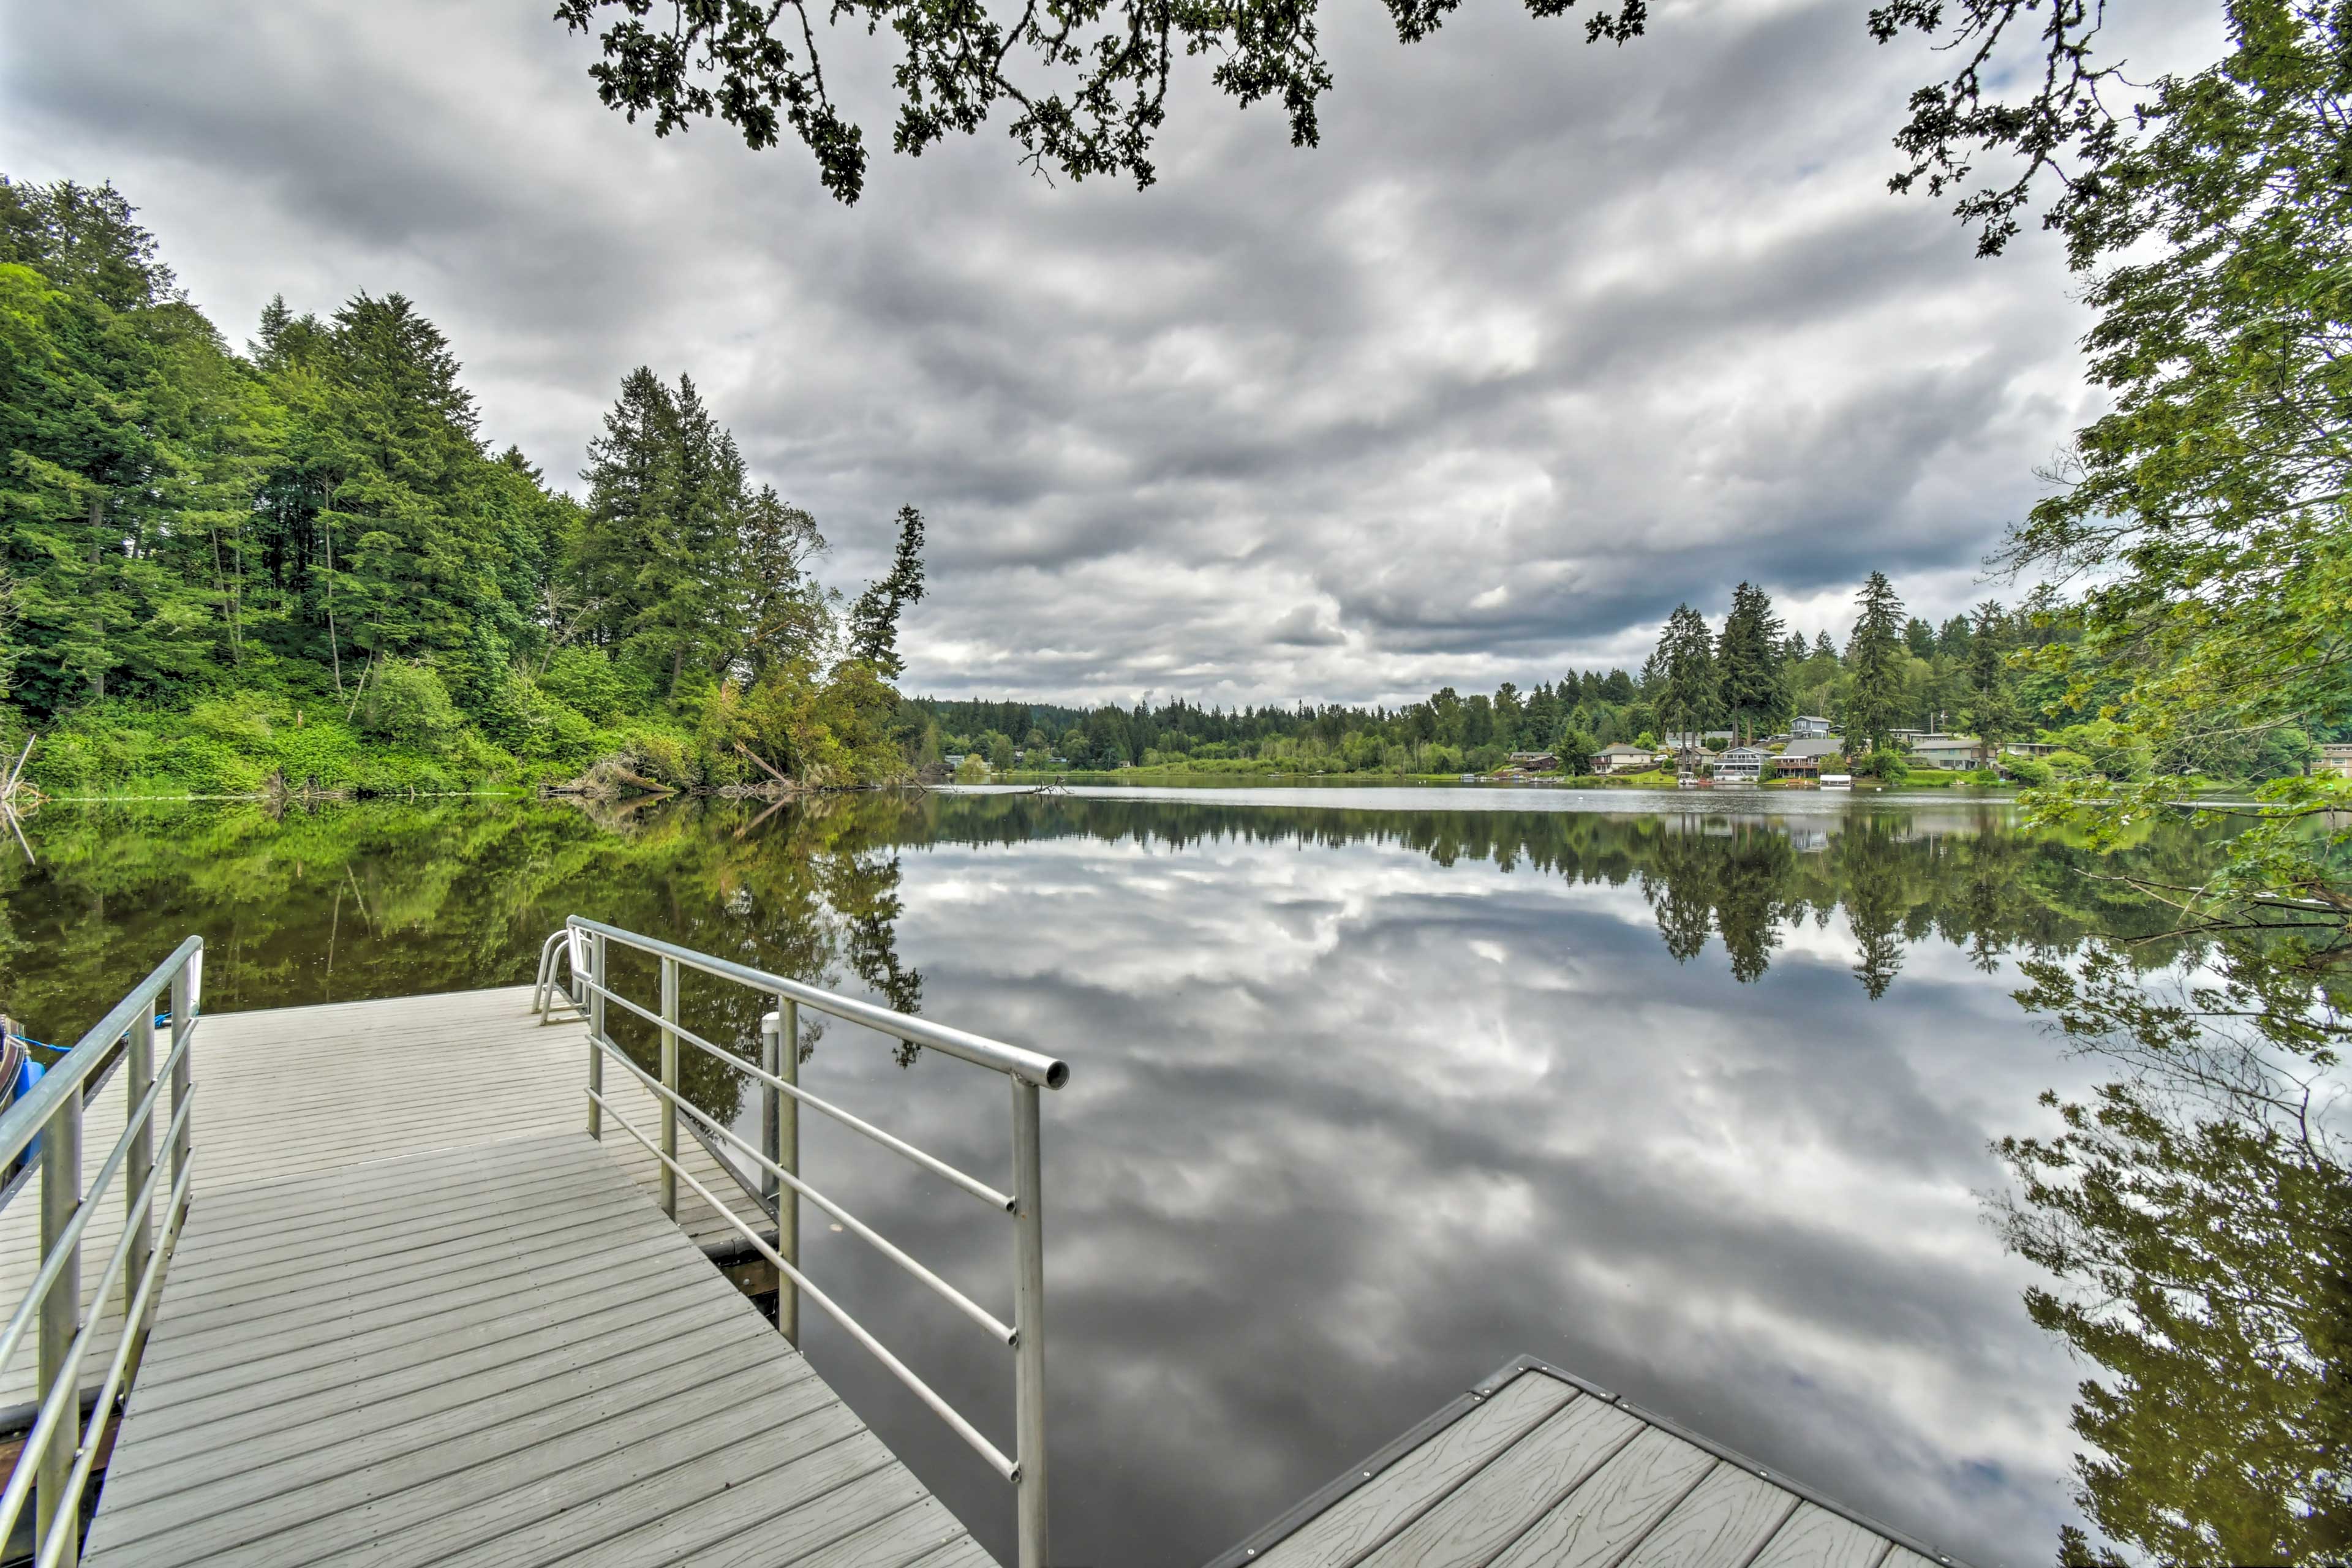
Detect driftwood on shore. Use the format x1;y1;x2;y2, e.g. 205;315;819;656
2;735;40;862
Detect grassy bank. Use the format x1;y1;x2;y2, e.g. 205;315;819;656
11;692;722;799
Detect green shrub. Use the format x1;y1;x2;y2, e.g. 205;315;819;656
538;647;630;723
185;692;277;749
358;663;461;748
1852;749;1912;782
2006;757;2052;786
619;725;701;789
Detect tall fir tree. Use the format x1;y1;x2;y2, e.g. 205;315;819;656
575;368;754;695
1716;582;1789;742
1654;603;1719;751
1842;572;1907;752
1961;599;2021;750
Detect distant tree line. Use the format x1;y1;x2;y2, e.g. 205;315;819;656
0;174;926;793
914;575;2330;782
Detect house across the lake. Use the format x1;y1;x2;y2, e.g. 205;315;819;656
1771;737;1844;778
1591;743;1653;774
1657;731;1734;752
1910;734;1991;771
1711;745;1767;783
1506;750;1559;772
1792;715;1836;738
2320;743;2352;778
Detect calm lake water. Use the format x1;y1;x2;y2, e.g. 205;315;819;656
0;786;2243;1564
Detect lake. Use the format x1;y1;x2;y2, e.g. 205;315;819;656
0;786;2251;1565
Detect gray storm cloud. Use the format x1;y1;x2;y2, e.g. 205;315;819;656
1;0;2209;706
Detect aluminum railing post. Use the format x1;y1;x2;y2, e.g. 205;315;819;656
659;956;679;1218
760;1006;801;1343
1011;1077;1049;1568
780;1000;800;1345
167;964;193;1196
36;1084;83;1567
587;932;606;1140
124;1005;154;1317
760;1011;781;1212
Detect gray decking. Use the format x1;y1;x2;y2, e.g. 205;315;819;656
4;986;990;1567
0;988;771;1415
1207;1357;1966;1568
81;1134;985;1568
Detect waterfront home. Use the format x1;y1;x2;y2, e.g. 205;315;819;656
1771;737;1844;778
2320;743;2352;778
1792;715;1836;737
1507;750;1560;772
1910;734;1992;771
1657;731;1734;752
1712;745;1767;783
1591;743;1653;774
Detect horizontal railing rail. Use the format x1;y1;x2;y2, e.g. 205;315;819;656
539;916;1065;1568
0;936;200;1568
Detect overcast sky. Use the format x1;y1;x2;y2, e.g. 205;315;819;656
4;0;2212;709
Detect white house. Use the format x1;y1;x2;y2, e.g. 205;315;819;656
1591;744;1653;775
1712;745;1767;783
1792;715;1835;738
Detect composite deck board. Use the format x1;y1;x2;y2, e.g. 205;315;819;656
1356;1397;1642;1568
1254;1373;1578;1568
1485;1430;1716;1568
1748;1506;1896;1568
82;1129;986;1567
1212;1360;1973;1568
0;986;774;1412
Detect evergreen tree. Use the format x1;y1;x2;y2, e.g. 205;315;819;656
1904;616;1936;658
1843;572;1907;752
846;505;927;679
575;368;755;695
1961;599;2022;751
0;176;179;310
1654;604;1719;751
1716;582;1789;741
0;238;268;711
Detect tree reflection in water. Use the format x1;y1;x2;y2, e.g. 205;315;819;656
2004;948;2351;1565
4;790;2338;1561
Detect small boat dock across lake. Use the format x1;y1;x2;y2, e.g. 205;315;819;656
0;925;1973;1568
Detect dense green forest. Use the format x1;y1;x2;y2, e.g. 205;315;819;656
0;174;927;796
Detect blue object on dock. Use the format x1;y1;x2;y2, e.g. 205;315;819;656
11;1055;41;1159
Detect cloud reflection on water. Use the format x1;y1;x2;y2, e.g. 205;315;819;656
789;795;2174;1566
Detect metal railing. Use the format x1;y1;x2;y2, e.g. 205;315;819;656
0;937;200;1568
536;917;1067;1568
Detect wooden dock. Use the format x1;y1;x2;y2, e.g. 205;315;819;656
0;987;992;1568
1207;1357;1966;1568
